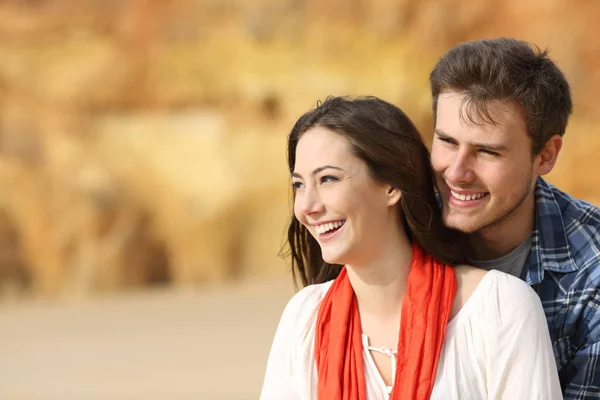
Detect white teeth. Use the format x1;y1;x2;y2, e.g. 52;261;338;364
451;190;486;201
316;220;345;234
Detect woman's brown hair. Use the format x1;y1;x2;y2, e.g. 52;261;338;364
286;96;466;287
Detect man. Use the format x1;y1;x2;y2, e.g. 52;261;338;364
429;37;600;399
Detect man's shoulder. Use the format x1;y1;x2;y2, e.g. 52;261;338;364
541;181;600;239
551;186;600;226
537;180;600;273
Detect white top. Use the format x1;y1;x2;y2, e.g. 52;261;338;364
260;270;562;400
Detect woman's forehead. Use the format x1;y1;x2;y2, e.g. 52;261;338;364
294;128;357;172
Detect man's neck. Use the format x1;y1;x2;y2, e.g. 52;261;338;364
468;195;536;261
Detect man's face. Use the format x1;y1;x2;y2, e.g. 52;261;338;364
430;91;537;234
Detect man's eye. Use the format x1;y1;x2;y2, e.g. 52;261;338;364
439;137;456;145
320;175;339;184
479;149;500;157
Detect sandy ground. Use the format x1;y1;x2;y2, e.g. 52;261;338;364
0;277;295;400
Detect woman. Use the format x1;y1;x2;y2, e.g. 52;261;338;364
260;96;561;399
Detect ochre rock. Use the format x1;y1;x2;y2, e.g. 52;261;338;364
0;1;597;297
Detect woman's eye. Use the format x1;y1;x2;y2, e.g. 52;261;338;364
291;181;304;190
320;175;339;184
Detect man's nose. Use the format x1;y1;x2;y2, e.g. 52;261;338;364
444;150;475;184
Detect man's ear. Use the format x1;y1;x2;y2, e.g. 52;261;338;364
387;186;402;207
536;135;563;176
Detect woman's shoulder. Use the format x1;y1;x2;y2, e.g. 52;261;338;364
278;280;334;328
483;268;543;311
451;265;487;320
261;281;334;399
452;266;542;322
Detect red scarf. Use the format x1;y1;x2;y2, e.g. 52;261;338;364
314;243;457;399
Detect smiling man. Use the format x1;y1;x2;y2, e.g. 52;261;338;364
429;38;600;399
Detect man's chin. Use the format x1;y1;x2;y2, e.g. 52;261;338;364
443;214;482;234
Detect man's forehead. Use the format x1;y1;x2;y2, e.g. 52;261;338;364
439;93;522;124
437;94;526;138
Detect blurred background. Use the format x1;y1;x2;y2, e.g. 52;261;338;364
0;0;598;399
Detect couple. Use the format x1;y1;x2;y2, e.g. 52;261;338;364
261;38;600;399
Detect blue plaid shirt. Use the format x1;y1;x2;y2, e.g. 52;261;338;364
525;178;600;399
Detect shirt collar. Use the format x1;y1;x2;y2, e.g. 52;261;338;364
523;177;578;285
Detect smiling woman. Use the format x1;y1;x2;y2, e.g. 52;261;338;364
286;97;464;287
260;96;562;400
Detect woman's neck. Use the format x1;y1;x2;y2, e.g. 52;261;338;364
345;231;413;319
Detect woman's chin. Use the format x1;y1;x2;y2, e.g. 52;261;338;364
321;251;347;266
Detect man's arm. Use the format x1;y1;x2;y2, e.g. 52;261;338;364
559;287;600;400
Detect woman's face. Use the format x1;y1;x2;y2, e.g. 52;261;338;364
292;126;401;266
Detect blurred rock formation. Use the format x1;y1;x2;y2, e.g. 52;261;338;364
0;0;597;297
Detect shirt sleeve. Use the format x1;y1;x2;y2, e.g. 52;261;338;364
485;274;563;400
260;283;324;400
558;284;600;400
562;342;600;399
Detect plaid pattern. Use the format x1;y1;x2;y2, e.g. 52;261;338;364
525;178;600;399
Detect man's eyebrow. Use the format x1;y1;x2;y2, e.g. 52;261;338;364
475;142;509;152
292;165;345;178
434;129;508;152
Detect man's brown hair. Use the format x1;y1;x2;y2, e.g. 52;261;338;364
430;38;572;154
